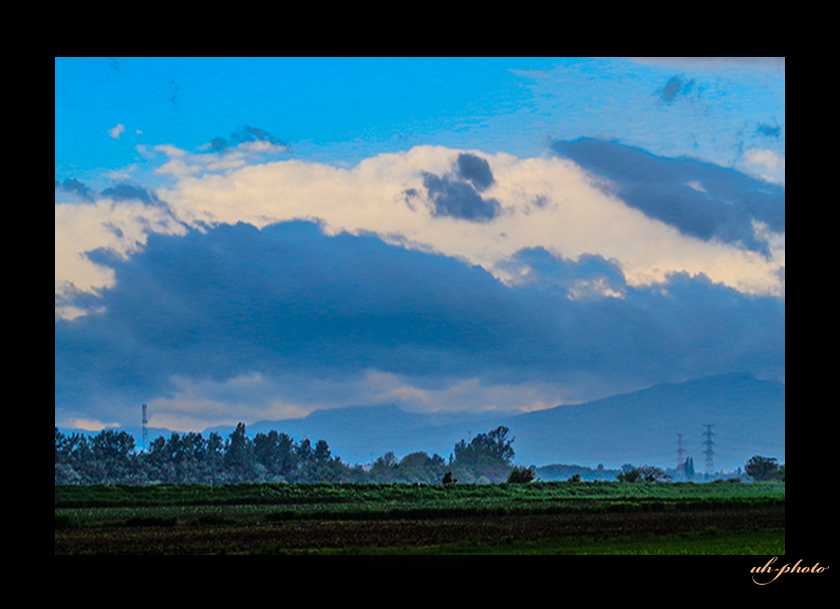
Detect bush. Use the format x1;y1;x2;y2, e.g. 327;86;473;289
745;456;784;481
442;471;458;485
507;465;536;484
617;468;641;483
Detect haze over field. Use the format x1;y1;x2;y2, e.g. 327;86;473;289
56;58;784;465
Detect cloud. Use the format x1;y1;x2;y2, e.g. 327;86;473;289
550;138;785;256
402;152;501;222
108;123;126;139
56;221;550;424
54;219;784;430
100;182;162;205
56;178;95;202
657;75;696;103
64;418;122;432
498;248;628;301
634;57;785;72
739;148;786;185
456;152;495;191
56;178;163;206
54;197;186;319
58;145;778;300
199;125;289;154
57;143;785;332
756;121;781;139
149;129;290;179
418;171;502;221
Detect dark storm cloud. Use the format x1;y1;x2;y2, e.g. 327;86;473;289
551;138;785;255
56;179;166;207
55;221;785;414
56;178;95;202
55;221;552;409
100;183;161;204
498;248;627;299
456;153;495;191
204;125;288;152
420;172;501;221
408;153;500;222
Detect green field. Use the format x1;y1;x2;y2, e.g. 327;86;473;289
55;480;784;555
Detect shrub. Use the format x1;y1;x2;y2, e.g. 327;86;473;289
507;465;536;484
442;471;458;485
617;468;641;483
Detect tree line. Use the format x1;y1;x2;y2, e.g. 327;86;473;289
55;423;784;486
55;423;526;486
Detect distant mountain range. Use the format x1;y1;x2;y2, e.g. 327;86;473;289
500;374;784;473
67;374;784;474
216;373;785;473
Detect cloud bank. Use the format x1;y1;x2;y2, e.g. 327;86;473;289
55;140;784;432
550;138;786;256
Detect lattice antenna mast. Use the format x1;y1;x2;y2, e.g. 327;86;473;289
142;403;148;452
702;424;716;475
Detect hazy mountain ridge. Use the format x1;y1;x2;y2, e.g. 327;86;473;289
502;374;784;472
222;373;785;472
62;374;784;473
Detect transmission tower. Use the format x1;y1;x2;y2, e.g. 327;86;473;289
702;424;716;475
142;403;148;452
676;433;687;469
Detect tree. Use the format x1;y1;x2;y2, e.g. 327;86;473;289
453;426;515;464
224;423;257;481
149;431;213;484
639;465;671;482
91;429;136;461
744;455;782;481
291;437;346;482
55;428;85;484
451;426;516;483
304;439;342;482
296;438;313;466
442;471;457;485
397;451;446;484
400;451;432;469
683;456;695;480
617;465;641;483
254;430;296;480
507;465;536;483
368;451;399;482
476;426;516;463
83;429;140;483
313;439;332;464
55;428;69;463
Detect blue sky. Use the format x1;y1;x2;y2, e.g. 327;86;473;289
55;57;784;434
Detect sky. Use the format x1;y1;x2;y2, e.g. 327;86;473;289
55;57;785;435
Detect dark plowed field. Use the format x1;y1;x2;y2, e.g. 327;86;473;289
54;504;784;555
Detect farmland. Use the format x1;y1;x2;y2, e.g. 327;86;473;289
55;480;784;555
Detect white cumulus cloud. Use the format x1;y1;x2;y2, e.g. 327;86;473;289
159;145;784;297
